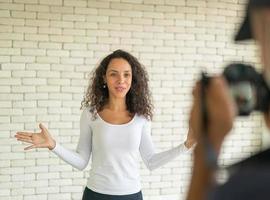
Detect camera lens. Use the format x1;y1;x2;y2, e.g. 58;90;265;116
229;81;256;115
223;63;263;115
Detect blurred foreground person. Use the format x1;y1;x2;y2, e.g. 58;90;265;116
186;0;270;199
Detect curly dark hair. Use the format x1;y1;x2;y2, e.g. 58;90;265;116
81;49;153;120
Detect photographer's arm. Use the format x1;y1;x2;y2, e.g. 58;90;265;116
186;145;216;200
186;77;236;200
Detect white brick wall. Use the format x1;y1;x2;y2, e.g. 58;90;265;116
0;0;264;200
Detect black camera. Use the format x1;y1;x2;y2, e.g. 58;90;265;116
222;63;270;116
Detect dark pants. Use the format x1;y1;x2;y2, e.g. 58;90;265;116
82;187;143;200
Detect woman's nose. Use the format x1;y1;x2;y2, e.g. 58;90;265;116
118;75;124;83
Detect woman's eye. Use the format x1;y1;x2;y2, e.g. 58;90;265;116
124;74;130;77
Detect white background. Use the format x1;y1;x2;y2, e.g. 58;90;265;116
0;0;266;199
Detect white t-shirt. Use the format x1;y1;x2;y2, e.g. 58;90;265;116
52;108;190;195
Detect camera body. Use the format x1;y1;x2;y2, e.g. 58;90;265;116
222;63;270;116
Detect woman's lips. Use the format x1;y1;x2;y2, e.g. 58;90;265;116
115;86;126;92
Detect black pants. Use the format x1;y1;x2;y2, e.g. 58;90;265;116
82;187;143;200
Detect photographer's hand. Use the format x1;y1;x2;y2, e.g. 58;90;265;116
186;76;237;200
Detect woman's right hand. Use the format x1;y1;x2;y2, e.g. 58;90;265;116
15;123;56;150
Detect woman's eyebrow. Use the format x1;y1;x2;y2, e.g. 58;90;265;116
108;69;131;73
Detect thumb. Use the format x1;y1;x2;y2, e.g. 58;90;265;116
39;123;48;131
24;144;35;151
39;123;50;136
39;123;44;129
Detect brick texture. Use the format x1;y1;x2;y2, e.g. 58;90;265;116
0;0;263;200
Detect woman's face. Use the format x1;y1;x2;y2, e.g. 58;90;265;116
104;58;132;99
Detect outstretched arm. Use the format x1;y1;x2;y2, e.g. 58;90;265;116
139;120;195;171
15;108;93;171
15;123;56;150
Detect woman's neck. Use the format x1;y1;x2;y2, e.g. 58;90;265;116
105;98;127;112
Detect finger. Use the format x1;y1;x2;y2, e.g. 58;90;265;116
33;143;47;148
15;136;32;142
16;138;33;144
15;132;34;137
24;145;35;150
15;134;32;140
39;123;47;131
39;123;48;134
39;123;51;137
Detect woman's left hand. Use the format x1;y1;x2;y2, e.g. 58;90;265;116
184;127;196;149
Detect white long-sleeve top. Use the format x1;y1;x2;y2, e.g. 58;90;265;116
52;108;190;195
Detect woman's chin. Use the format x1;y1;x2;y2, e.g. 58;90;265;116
110;93;127;99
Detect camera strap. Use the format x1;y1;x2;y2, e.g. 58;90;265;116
201;72;218;169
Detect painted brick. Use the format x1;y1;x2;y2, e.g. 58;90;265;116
0;1;263;200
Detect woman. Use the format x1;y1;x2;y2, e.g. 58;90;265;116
15;49;196;200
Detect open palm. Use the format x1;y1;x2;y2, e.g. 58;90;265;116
15;123;55;150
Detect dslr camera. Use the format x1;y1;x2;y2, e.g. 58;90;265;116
222;63;270;116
